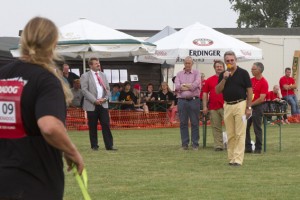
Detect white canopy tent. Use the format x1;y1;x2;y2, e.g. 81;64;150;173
57;18;156;71
135;22;262;65
11;18;156;72
134;26;177;64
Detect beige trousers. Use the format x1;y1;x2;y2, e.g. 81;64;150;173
224;101;247;165
210;108;224;149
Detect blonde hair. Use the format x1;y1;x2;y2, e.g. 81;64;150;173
159;82;172;92
20;17;73;105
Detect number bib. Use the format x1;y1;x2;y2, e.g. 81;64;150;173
0;80;26;138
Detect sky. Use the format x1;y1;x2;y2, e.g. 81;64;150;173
0;0;239;37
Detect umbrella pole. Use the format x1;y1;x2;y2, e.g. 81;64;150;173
83;52;86;73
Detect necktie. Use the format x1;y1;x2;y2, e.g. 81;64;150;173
95;72;107;92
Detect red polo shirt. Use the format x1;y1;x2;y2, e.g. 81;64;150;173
279;76;296;97
266;91;279;101
202;75;224;110
199;79;206;99
251;77;269;102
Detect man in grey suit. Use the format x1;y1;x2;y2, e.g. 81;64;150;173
80;57;116;151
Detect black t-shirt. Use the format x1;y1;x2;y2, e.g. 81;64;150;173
157;91;175;101
0;60;66;136
218;66;252;102
0;60;66;199
118;90;137;110
65;72;79;88
145;91;158;100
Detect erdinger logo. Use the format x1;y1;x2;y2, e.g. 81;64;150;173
193;38;213;46
0;86;19;94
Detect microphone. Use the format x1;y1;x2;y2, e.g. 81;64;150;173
226;64;232;71
224;64;232;78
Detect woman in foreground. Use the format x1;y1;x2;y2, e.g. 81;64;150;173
0;17;84;200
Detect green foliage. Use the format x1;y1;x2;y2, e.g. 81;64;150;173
290;0;300;27
64;125;300;199
229;0;300;27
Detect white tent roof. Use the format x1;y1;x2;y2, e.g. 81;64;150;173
136;22;262;64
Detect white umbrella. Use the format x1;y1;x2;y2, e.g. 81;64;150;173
58;18;156;71
135;22;262;64
11;18;156;71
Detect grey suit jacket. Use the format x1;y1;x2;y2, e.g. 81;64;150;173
80;70;111;111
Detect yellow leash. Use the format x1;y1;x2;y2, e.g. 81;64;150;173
72;167;91;200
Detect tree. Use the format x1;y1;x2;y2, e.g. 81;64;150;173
229;0;300;28
290;0;300;27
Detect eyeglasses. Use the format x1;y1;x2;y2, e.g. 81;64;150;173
226;59;235;63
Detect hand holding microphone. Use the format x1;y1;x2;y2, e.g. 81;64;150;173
223;64;232;80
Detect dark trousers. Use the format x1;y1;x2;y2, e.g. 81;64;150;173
87;105;113;149
246;104;263;151
178;98;200;147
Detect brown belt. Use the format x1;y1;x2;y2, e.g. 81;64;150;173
226;99;245;105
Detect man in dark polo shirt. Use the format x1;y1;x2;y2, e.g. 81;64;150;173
245;62;269;154
216;51;253;166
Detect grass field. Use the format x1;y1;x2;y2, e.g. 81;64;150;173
64;124;300;200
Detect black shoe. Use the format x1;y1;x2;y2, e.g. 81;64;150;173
245;149;252;153
228;163;234;166
254;150;261;154
107;147;118;151
232;163;241;167
215;148;223;151
91;147;99;151
181;146;188;150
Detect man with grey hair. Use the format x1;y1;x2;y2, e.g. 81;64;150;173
175;56;201;150
245;62;269;154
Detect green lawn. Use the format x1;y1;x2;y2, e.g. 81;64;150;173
64;124;300;200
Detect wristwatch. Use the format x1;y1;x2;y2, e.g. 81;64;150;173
247;107;252;110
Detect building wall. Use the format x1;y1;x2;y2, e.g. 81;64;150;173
65;60;162;91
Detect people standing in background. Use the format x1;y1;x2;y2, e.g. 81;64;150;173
168;76;178;124
0;17;84;200
279;67;300;115
216;51;252;166
202;61;225;151
80;57;116;151
245;62;269;154
199;73;206;110
70;79;83;107
62;63;79;88
175;56;201;150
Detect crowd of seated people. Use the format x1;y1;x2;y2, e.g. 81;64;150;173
133;83;149;113
118;81;137;110
265;85;290;124
156;82;175;112
144;83;158;111
110;83;120;102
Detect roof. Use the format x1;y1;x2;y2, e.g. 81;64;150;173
118;28;300;37
146;26;177;43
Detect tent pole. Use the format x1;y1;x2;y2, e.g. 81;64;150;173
83;52;86;72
